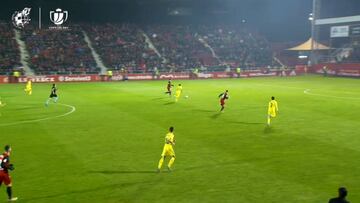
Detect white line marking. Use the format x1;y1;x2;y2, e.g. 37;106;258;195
255;84;360;100
255;83;307;90
0;103;76;127
304;89;360;100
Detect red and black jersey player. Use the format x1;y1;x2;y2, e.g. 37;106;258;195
0;145;17;201
165;79;174;96
218;90;229;112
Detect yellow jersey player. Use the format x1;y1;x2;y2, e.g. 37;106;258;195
157;126;176;172
0;97;5;107
175;84;182;102
0;97;5;116
24;80;32;95
267;96;279;126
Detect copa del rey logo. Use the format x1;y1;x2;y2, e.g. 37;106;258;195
50;8;68;25
49;8;69;30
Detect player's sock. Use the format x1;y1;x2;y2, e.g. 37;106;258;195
6;187;12;199
168;157;175;169
45;98;50;106
158;157;164;169
54;97;58;103
267;117;271;125
221;106;224;111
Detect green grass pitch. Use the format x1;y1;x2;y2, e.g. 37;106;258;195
0;75;359;202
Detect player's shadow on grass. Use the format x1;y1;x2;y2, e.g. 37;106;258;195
164;101;175;105
229;121;263;125
211;112;221;119
263;126;273;134
152;97;166;101
193;109;214;113
88;170;160;174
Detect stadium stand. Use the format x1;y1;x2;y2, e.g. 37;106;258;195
21;25;98;75
343;46;360;63
196;25;273;68
0;22;21;75
84;23;163;73
1;23;277;75
145;25;218;72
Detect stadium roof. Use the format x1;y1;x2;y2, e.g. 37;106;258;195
287;38;330;51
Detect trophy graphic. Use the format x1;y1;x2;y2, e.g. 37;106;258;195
50;8;68;25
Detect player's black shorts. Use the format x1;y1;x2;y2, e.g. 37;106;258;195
50;94;57;98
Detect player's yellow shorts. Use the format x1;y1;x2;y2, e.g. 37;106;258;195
268;109;276;117
25;87;32;92
175;91;181;98
161;144;175;157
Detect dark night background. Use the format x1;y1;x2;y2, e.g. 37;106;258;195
1;0;360;42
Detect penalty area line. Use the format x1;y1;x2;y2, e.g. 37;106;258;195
0;103;76;127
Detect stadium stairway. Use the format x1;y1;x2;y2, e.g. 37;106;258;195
273;56;285;67
198;37;221;64
142;31;167;63
14;29;34;76
82;30;108;74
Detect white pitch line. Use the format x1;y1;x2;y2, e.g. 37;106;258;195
0;103;76;127
304;89;360;100
254;83;360;100
254;83;307;90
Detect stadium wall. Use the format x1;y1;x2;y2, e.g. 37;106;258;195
0;70;304;84
311;63;360;77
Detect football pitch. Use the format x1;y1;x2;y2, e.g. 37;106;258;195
0;75;360;203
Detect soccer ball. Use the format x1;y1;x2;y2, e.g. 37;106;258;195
185;95;189;99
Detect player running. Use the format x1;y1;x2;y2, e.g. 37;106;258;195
0;97;5;116
24;80;32;95
45;84;58;106
175;84;183;102
218;90;229;112
0;145;18;201
267;96;279;126
157;126;176;172
165;79;174;96
0;97;5;107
